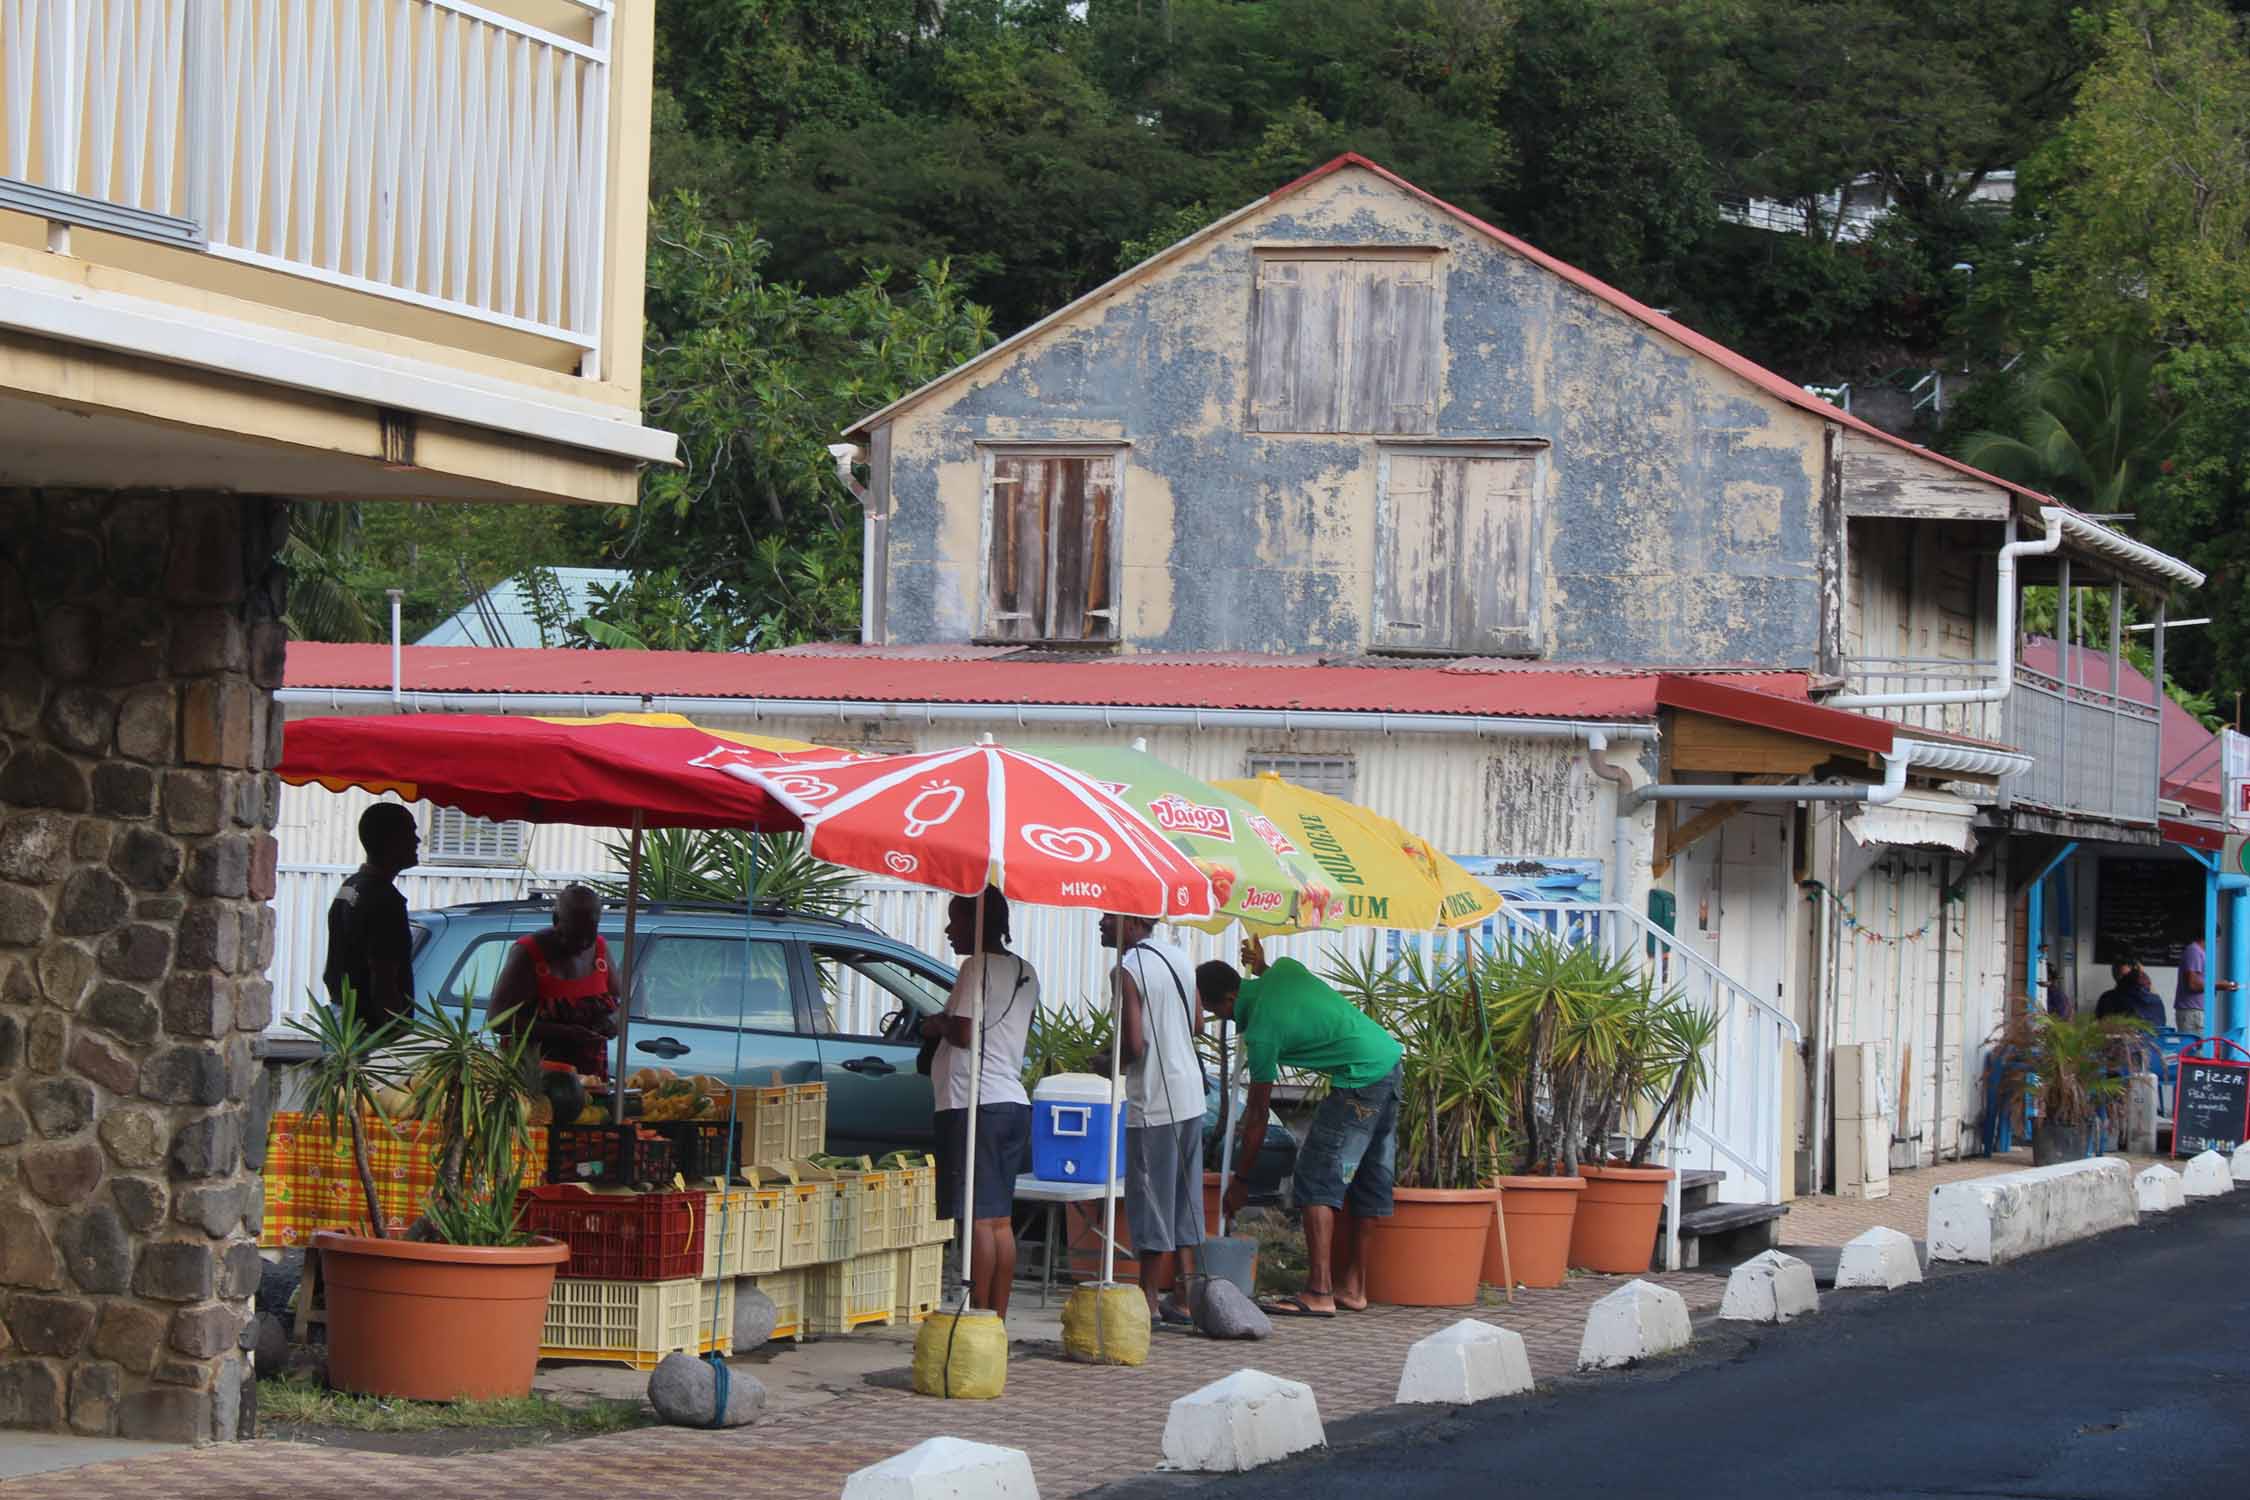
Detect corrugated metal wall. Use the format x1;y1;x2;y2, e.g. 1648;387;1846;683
269;710;1611;1031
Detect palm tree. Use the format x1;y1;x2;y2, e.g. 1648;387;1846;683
282;501;380;642
1958;338;2176;514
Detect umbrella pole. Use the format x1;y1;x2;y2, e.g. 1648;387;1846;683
958;888;985;1302
1215;1017;1235;1237
1101;964;1123;1285
612;809;645;1127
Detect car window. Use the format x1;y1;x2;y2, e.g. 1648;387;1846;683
437;933;517;1009
634;936;796;1029
807;947;952;1038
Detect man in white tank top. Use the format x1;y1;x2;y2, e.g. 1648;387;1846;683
1100;911;1207;1325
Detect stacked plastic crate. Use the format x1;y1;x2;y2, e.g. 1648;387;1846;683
522;1185;735;1370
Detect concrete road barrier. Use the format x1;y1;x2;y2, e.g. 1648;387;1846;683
1577;1279;1692;1371
2181;1150;2234;1198
2136;1164;2186;1214
843;1438;1040;1500
2231;1143;2250;1184
1396;1319;1534;1405
1928;1157;2136;1265
1719;1250;1820;1323
1161;1370;1324;1472
1835;1226;1922;1289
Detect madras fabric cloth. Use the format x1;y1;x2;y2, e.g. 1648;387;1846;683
260;1111;548;1246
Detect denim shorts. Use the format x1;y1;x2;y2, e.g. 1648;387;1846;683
934;1103;1032;1223
1292;1063;1402;1217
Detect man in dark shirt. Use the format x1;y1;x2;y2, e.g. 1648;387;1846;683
2093;960;2165;1028
323;803;420;1027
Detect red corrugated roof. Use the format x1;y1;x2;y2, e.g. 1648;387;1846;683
284;642;1821;722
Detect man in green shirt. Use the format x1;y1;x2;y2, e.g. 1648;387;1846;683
1197;953;1403;1317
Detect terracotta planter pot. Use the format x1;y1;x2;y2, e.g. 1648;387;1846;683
1363;1186;1502;1307
315;1231;568;1401
1489;1174;1587;1289
1569;1162;1675;1274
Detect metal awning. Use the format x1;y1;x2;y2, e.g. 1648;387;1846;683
1847;792;1979;854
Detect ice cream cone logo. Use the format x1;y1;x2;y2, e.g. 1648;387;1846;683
901;780;966;837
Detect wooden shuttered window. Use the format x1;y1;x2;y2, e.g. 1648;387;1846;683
1250;253;1439;435
1374;450;1539;655
983;452;1121;643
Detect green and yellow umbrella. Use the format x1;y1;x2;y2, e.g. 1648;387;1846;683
1203;772;1502;936
1022;744;1334;929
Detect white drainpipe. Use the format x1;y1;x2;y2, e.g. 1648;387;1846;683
386;589;404;707
1582;729;1641;943
1826;512;2063;709
829;442;883;646
1631;745;1916;809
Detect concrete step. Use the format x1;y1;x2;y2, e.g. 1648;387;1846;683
1667;1200;1790;1269
1677;1169;1725;1212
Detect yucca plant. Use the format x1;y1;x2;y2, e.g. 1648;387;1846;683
1629;997;1722;1166
596;827;861;917
286;987;407;1238
1988;1008;2150;1129
1020;1003;1117;1088
1327;942;1518;1192
1481;932;1641;1177
400;1005;540;1245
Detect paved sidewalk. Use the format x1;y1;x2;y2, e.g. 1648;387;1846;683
0;1268;1721;1500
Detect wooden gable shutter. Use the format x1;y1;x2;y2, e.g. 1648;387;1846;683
1456;455;1538;654
1249;259;1302;433
1374;453;1458;650
1045;456;1120;642
986;455;1051;640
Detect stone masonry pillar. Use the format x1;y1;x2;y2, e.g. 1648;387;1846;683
1;489;290;1443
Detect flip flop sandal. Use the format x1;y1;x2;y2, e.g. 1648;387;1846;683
1155;1300;1196;1327
1258;1294;1337;1319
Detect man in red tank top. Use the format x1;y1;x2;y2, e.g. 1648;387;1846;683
491;884;620;1079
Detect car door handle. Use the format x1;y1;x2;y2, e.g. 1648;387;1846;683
635;1037;690;1059
840;1056;896;1076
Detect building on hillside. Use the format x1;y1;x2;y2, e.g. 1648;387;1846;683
270;157;2207;1248
1;0;673;1443
417;567;631;647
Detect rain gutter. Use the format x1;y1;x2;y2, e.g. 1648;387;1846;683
271;687;1661;742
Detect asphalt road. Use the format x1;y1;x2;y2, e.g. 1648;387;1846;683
1182;1188;2250;1500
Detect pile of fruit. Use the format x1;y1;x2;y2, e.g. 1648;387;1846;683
625;1068;733;1122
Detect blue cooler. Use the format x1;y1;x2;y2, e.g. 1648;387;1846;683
1032;1073;1126;1183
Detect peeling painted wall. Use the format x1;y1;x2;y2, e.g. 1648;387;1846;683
871;165;1829;665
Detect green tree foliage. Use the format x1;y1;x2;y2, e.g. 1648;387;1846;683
600;195;994;648
1958;339;2177;512
2032;0;2250;346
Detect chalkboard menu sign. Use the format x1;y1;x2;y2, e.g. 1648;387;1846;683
2094;859;2206;967
2174;1056;2250;1156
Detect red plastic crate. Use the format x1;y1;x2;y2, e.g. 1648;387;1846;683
522;1185;706;1280
545;1124;676;1188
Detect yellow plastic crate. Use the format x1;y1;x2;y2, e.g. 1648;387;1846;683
829;1160;896;1256
540;1276;733;1371
751;1162;838;1270
730;1082;830;1166
883;1156;937;1248
788;1082;828;1157
807;1252;896;1334
703;1187;785;1278
749;1269;805;1342
892;1243;942;1322
925;1217;956;1248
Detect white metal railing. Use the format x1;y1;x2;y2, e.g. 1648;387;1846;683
1495;901;1799;1207
1838;657;2006;743
2005;662;2161;824
1;0;610;357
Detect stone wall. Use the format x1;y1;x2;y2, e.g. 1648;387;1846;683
1;489;289;1443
